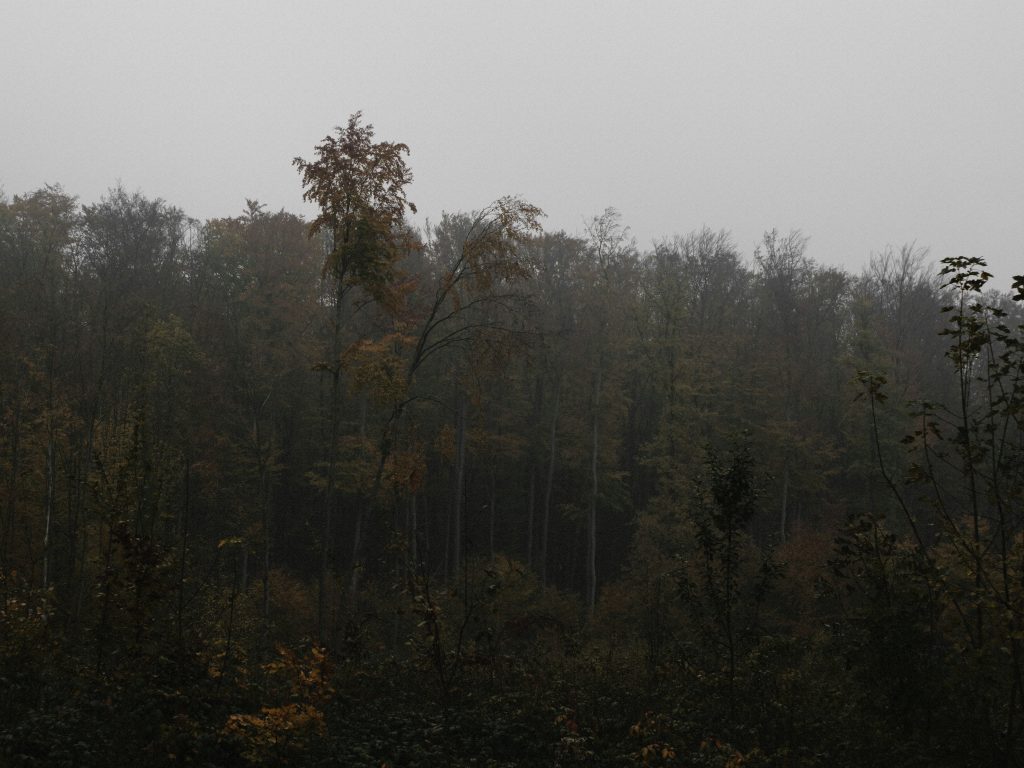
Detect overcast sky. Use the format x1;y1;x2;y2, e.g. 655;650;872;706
2;1;1022;285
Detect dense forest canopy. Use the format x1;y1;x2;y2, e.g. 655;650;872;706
2;116;1024;766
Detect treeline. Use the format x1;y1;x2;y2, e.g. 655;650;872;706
1;117;1023;766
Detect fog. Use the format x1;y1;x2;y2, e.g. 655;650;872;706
3;1;1022;285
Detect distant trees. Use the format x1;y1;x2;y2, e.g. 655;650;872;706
0;185;78;592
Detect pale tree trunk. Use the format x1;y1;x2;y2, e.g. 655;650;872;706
408;494;418;576
587;367;602;615
176;459;191;646
443;495;451;582
70;415;97;632
451;392;467;579
247;389;273;653
318;281;346;644
780;461;789;544
261;469;272;649
526;466;535;568
347;508;363;600
1;401;21;577
488;470;496;563
43;435;55;590
345;398;374;602
541;385;560;586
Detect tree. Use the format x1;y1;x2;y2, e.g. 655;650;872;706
294;113;416;642
578;208;637;612
753;230;849;542
854;256;1024;763
0;186;78;591
201;203;320;650
375;199;542;582
678;440;769;723
294;112;416;312
520;231;588;584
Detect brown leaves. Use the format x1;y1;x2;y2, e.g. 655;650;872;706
293;113;416;305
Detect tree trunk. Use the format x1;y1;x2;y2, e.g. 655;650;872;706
451;392;467;579
261;473;271;651
347;506;363;601
526;466;535;568
489;470;496;563
176;459;191;646
779;461;789;544
318;281;346;644
541;385;560;586
587;367;602;615
43;435;55;590
1;400;21;576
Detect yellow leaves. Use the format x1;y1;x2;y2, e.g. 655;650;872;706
630;712;687;766
223;704;325;763
223;644;334;764
262;643;334;701
638;743;677;765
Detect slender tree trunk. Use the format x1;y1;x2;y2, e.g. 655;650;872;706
451;392;467;579
779;461;789;544
1;400;21;577
541;385;560;586
318;461;333;643
319;282;346;644
587;368;601;615
261;478;271;650
222;555;240;682
43;434;55;590
422;494;431;577
96;521;116;673
489;470;496;563
443;495;451;582
526;466;535;568
725;510;736;721
408;493;418;576
347;506;363;600
176;459;191;646
68;412;97;632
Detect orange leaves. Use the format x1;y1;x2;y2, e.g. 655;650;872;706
224;704;325;763
262;643;334;700
223;644;333;764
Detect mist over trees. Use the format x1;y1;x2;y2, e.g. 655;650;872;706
2;116;1023;766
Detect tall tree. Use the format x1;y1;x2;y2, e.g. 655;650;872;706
294;112;417;643
385;199;542;581
579;208;636;612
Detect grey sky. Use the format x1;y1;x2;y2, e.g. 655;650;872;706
2;1;1022;285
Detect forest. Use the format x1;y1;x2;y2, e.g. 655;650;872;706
2;114;1023;767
